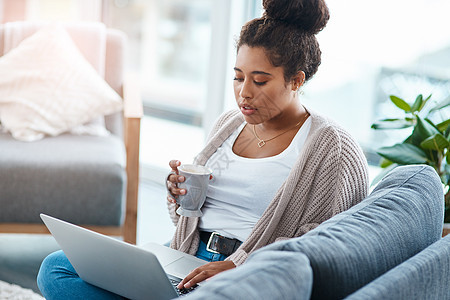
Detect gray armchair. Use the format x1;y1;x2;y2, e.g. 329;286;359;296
0;21;142;244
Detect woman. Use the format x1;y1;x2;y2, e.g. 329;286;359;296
37;0;368;298
167;0;368;291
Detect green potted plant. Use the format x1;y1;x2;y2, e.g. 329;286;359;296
371;94;450;234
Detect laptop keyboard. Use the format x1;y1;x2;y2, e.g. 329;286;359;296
169;278;198;296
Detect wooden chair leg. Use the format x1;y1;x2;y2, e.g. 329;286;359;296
123;72;143;244
123;117;141;244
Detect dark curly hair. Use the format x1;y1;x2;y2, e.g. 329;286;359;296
237;0;330;83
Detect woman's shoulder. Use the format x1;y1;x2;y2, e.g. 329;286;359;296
304;109;369;179
306;109;366;158
308;109;356;141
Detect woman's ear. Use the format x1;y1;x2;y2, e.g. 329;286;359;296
291;71;306;91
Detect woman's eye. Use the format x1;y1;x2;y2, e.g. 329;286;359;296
233;77;266;86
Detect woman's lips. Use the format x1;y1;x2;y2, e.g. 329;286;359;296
240;105;257;116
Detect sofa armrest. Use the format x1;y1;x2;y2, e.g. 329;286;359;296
345;235;450;300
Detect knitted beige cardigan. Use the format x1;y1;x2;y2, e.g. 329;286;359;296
169;108;369;266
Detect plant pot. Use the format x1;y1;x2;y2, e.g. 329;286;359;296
443;223;450;237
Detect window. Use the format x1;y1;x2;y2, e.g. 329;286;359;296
103;0;257;177
105;0;212;124
299;0;450;164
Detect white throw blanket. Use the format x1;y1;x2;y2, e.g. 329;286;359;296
0;280;44;300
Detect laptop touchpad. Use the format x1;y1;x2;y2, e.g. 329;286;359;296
164;257;207;279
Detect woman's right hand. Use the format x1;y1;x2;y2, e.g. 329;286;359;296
166;160;186;204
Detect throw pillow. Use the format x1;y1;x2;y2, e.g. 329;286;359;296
0;25;123;141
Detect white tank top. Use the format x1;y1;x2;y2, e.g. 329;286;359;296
198;118;311;241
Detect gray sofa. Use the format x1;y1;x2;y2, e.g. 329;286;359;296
182;165;448;300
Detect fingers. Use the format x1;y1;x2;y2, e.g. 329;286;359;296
176;271;193;289
167;195;177;204
166;188;186;204
167;176;186;196
177;266;208;289
169;160;181;172
177;261;236;289
180;271;211;289
167;173;185;184
167;160;185;188
167;160;186;204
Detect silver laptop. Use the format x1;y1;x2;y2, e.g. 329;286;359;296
40;214;207;300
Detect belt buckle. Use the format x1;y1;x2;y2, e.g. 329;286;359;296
206;232;221;254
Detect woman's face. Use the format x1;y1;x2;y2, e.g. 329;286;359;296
233;45;298;125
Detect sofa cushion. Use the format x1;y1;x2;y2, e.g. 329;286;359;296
257;165;444;299
1;21;106;75
184;251;313;300
0;25;123;141
0;132;126;226
345;235;450;299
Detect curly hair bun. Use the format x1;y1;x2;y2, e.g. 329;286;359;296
263;0;330;34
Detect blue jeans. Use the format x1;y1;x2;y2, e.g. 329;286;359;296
37;240;227;300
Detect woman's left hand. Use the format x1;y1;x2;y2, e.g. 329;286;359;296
177;261;236;289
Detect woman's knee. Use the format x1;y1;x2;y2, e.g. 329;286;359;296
37;250;124;300
37;250;74;294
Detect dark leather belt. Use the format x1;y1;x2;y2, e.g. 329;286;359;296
199;231;242;257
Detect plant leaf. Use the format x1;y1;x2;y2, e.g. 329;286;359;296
429;96;450;113
436;119;450;133
420;94;432;111
410;94;423;113
380;157;393;168
390;95;411;112
445;124;450;140
411;116;441;146
403;133;413;144
420;134;450;151
371;118;414;130
425;118;445;134
377;143;429;165
445;163;450;185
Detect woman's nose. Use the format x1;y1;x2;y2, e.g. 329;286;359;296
239;80;253;99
